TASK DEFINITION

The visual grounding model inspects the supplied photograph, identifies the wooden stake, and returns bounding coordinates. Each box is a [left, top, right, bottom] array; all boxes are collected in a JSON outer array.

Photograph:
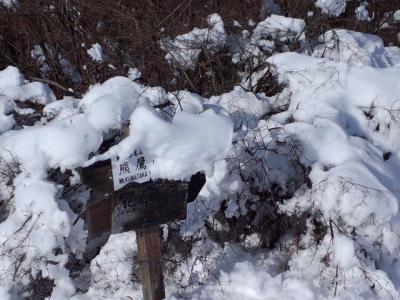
[[136, 225, 165, 300], [124, 122, 164, 299]]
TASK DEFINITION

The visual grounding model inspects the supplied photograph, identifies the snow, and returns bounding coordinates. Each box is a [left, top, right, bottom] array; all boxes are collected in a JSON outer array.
[[0, 66, 24, 90], [43, 97, 80, 120], [315, 0, 347, 17], [209, 86, 270, 129], [187, 261, 315, 300], [87, 104, 233, 181], [0, 96, 15, 133], [87, 43, 104, 62], [312, 29, 400, 67], [73, 232, 141, 299], [210, 86, 268, 117], [230, 14, 304, 69], [127, 67, 141, 80], [232, 15, 304, 67], [0, 85, 228, 300], [253, 14, 305, 42], [0, 0, 16, 9], [263, 50, 400, 297], [3, 9, 400, 300], [333, 235, 357, 268], [394, 10, 400, 23], [356, 5, 370, 22], [0, 66, 57, 133], [167, 90, 204, 114], [31, 45, 50, 74], [160, 13, 226, 70], [0, 178, 76, 298], [2, 81, 56, 104], [1, 116, 101, 173], [0, 66, 56, 105], [79, 76, 144, 132], [0, 65, 233, 298]]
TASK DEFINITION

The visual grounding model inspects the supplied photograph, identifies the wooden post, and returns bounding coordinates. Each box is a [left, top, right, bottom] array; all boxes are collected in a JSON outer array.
[[80, 122, 205, 300], [136, 225, 165, 300], [122, 122, 165, 299]]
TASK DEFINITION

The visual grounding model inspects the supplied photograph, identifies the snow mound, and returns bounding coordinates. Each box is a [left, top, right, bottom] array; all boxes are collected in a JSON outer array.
[[75, 232, 141, 299], [315, 0, 346, 17], [356, 4, 370, 22], [0, 66, 56, 133], [253, 14, 305, 42], [312, 29, 400, 67], [88, 104, 233, 181], [0, 70, 233, 297], [79, 76, 144, 132], [0, 114, 102, 174], [0, 66, 24, 90], [2, 81, 56, 104], [160, 13, 226, 70], [188, 260, 315, 300], [262, 50, 400, 297], [0, 66, 55, 105], [167, 90, 204, 114], [230, 14, 304, 70], [394, 10, 400, 23], [43, 97, 80, 120]]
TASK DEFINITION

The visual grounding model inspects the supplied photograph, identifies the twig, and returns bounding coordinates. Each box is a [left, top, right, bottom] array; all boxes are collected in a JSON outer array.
[[29, 76, 81, 97]]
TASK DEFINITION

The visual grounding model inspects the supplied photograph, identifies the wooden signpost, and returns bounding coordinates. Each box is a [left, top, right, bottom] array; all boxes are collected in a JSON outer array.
[[80, 131, 205, 300]]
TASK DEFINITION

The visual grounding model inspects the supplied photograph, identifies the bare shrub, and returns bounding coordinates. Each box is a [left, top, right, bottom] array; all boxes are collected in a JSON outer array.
[[0, 0, 262, 98]]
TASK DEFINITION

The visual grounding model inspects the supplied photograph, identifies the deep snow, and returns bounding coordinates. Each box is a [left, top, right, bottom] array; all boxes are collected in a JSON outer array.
[[1, 7, 400, 300]]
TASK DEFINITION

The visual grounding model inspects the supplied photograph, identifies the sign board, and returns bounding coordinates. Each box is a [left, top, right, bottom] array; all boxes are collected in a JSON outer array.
[[111, 148, 154, 191], [112, 180, 188, 233], [80, 157, 206, 235], [79, 125, 207, 300]]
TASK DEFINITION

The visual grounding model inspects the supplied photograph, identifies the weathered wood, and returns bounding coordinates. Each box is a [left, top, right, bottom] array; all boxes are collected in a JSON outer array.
[[80, 159, 113, 195], [86, 192, 112, 239], [136, 225, 165, 300], [112, 180, 188, 233], [84, 192, 113, 258]]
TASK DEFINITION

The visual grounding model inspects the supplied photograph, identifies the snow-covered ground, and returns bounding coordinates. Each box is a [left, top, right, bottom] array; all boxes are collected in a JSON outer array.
[[1, 4, 400, 300]]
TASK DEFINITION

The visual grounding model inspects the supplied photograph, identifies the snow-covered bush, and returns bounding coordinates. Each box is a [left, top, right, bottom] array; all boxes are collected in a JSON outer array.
[[1, 1, 400, 299]]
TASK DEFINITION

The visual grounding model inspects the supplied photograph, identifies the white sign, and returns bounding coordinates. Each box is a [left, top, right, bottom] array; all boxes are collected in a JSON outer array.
[[111, 149, 153, 191]]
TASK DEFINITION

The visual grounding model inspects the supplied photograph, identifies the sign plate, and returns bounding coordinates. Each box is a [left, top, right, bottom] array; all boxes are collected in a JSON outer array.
[[80, 152, 206, 235], [112, 180, 188, 233], [111, 148, 154, 191]]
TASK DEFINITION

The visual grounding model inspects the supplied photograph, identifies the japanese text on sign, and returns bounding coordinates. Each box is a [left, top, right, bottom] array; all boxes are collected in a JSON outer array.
[[111, 149, 153, 191]]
